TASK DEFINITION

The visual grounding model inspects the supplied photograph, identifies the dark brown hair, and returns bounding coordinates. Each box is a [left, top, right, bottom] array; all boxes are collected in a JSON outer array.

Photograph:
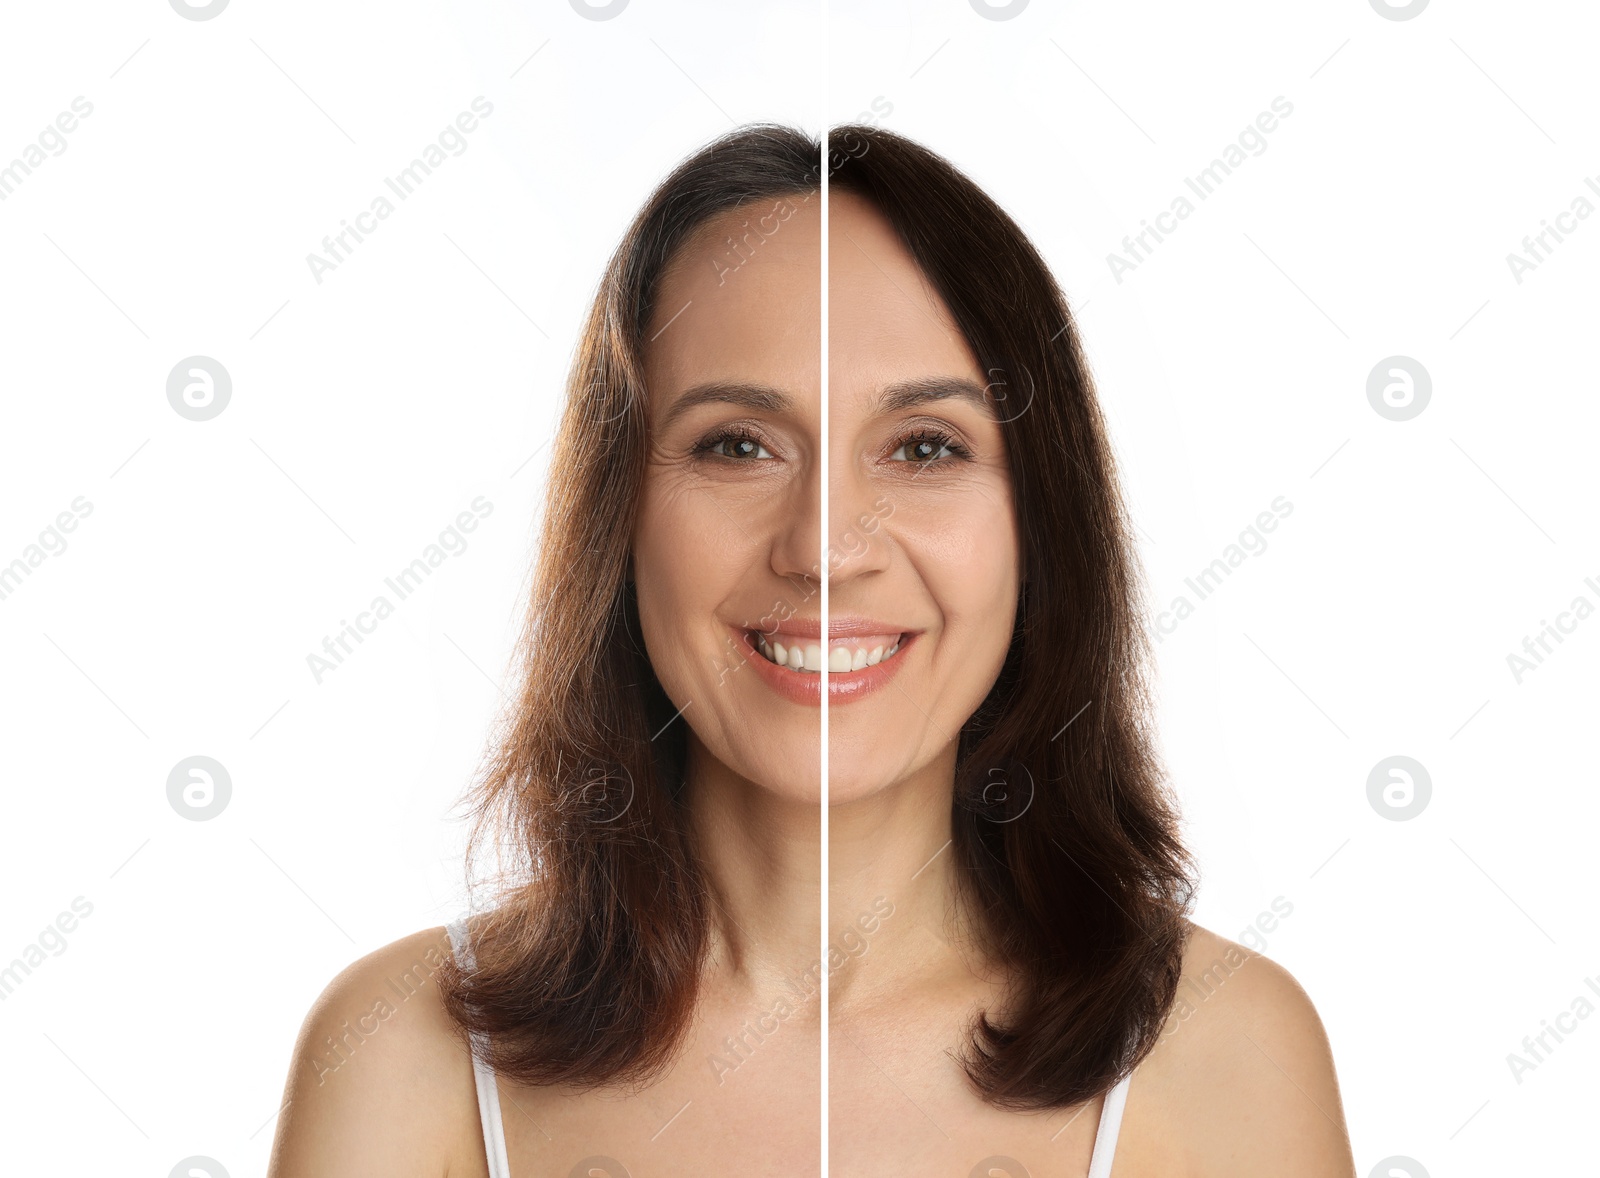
[[438, 120, 1196, 1112], [831, 123, 1196, 1109], [436, 123, 824, 1090]]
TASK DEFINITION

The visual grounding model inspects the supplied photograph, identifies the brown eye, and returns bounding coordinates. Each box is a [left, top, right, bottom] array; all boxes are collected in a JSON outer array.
[[692, 430, 774, 461], [888, 430, 970, 465], [723, 436, 769, 460]]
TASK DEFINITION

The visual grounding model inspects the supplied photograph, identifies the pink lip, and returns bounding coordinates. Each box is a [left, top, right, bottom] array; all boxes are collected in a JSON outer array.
[[751, 615, 917, 639], [827, 615, 914, 640], [732, 624, 819, 706], [726, 624, 916, 707]]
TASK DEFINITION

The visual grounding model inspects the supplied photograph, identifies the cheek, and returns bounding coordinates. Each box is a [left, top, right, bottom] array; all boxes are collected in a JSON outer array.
[[631, 476, 746, 679], [632, 486, 698, 658], [946, 533, 1018, 628], [906, 491, 1019, 644]]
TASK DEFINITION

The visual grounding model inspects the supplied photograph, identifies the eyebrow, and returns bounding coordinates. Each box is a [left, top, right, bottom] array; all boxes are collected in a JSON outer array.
[[657, 374, 995, 429], [873, 376, 995, 419], [660, 381, 797, 429]]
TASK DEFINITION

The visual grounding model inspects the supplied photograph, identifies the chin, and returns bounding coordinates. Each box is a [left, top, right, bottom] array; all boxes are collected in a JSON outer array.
[[823, 765, 887, 807], [750, 769, 823, 807], [827, 739, 953, 808], [716, 744, 821, 806]]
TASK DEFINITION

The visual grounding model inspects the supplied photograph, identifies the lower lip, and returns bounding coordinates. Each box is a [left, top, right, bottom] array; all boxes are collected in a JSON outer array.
[[729, 626, 916, 707]]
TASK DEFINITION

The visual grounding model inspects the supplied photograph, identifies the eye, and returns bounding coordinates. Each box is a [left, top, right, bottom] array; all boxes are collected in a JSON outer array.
[[888, 429, 972, 467], [691, 428, 774, 462]]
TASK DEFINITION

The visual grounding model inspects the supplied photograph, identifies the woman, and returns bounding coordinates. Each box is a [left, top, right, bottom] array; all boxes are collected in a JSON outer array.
[[821, 127, 1355, 1175], [268, 123, 829, 1178], [266, 123, 1355, 1177]]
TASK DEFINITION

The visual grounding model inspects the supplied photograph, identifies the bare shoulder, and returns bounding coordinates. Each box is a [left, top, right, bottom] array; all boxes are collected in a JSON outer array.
[[266, 925, 485, 1178], [1129, 920, 1356, 1177]]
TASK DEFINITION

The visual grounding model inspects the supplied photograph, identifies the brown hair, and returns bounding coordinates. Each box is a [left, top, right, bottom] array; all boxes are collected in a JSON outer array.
[[830, 123, 1196, 1109], [438, 120, 1196, 1112], [436, 123, 824, 1090]]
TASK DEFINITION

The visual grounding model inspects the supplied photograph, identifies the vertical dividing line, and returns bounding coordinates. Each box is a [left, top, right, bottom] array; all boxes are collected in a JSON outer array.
[[819, 99, 831, 1178]]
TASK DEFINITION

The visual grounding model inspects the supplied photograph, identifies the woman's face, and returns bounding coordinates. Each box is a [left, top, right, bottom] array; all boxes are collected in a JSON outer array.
[[634, 194, 823, 804], [826, 190, 1021, 806], [631, 189, 1020, 810]]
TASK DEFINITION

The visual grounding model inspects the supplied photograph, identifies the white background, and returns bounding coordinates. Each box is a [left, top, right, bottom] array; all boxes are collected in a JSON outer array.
[[833, 0, 1599, 1172], [0, 0, 818, 1173], [1, 0, 1594, 1174]]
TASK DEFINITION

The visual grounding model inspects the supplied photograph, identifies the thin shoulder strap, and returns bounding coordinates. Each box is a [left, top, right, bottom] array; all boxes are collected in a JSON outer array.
[[446, 917, 513, 1178], [1085, 1071, 1132, 1178]]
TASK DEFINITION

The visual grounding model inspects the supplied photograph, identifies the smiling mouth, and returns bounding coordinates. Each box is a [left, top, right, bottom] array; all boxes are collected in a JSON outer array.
[[749, 631, 906, 674]]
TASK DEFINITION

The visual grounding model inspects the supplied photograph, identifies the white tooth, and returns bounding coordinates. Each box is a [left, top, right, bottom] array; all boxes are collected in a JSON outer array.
[[802, 643, 823, 672], [787, 644, 805, 670], [829, 646, 852, 673], [851, 647, 868, 671], [772, 640, 787, 666], [866, 644, 884, 666]]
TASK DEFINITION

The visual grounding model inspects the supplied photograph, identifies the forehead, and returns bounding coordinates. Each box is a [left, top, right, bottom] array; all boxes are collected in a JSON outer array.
[[828, 191, 981, 410], [643, 196, 821, 415]]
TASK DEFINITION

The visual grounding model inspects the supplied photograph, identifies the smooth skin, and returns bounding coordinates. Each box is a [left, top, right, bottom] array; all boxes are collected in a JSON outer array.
[[266, 189, 1356, 1177], [824, 188, 1356, 1176]]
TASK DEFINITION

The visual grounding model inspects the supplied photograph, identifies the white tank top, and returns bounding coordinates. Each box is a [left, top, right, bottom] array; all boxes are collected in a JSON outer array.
[[446, 917, 1130, 1177]]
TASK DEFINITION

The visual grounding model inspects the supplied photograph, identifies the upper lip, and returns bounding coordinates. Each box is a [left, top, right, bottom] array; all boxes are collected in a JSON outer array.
[[745, 616, 915, 639]]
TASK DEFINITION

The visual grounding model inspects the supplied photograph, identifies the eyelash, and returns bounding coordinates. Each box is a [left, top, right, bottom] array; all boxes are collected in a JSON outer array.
[[689, 427, 973, 467], [890, 429, 973, 466], [690, 427, 775, 463]]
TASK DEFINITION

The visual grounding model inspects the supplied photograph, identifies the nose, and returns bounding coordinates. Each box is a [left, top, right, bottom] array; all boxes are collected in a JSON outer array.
[[827, 453, 892, 593], [770, 451, 822, 606]]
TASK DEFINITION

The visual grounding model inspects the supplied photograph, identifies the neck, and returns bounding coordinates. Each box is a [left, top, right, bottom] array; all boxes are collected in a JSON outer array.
[[683, 738, 822, 998], [825, 743, 973, 1018], [682, 738, 975, 1017]]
